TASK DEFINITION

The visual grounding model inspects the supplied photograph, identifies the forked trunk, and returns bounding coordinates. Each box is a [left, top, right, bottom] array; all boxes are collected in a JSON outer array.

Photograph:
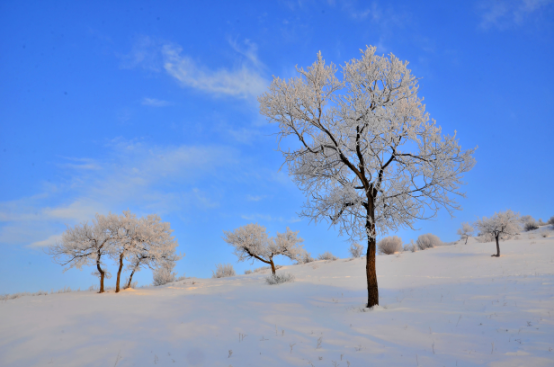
[[115, 252, 125, 293]]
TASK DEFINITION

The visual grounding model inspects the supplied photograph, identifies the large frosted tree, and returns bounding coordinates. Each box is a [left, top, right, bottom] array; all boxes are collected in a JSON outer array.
[[258, 46, 476, 307]]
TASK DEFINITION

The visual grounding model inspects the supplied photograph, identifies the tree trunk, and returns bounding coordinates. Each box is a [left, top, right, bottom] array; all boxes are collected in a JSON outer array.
[[96, 253, 105, 294], [115, 252, 125, 293], [465, 236, 469, 245], [269, 258, 276, 275], [365, 205, 379, 308], [125, 268, 136, 289], [492, 234, 500, 257]]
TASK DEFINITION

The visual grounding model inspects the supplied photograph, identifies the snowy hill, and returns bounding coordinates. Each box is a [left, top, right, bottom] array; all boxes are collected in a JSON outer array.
[[1, 230, 553, 367]]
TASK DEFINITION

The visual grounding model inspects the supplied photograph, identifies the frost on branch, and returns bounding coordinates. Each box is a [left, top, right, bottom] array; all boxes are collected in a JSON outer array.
[[258, 46, 476, 243], [258, 46, 475, 307], [222, 223, 304, 275], [474, 210, 521, 257], [47, 213, 118, 293], [457, 222, 474, 244]]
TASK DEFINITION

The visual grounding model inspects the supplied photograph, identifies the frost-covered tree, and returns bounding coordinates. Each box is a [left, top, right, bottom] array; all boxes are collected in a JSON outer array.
[[110, 212, 180, 292], [457, 222, 474, 244], [47, 213, 118, 293], [223, 223, 304, 275], [258, 46, 476, 307], [474, 210, 521, 257]]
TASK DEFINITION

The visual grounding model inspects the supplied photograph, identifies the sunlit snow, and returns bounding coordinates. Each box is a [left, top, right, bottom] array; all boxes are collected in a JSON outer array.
[[1, 228, 553, 366]]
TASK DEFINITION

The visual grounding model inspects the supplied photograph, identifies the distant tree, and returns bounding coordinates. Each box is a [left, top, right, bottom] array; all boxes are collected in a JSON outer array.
[[258, 46, 476, 307], [474, 210, 521, 257], [349, 243, 364, 258], [548, 216, 554, 228], [457, 222, 474, 244], [223, 223, 304, 275], [47, 213, 118, 293]]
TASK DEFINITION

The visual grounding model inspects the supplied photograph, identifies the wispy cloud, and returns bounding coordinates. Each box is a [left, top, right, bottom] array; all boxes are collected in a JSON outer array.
[[122, 37, 269, 100], [30, 234, 63, 248], [246, 195, 265, 202], [162, 43, 268, 99], [0, 140, 244, 247], [141, 97, 172, 107], [478, 0, 554, 29], [240, 213, 301, 223]]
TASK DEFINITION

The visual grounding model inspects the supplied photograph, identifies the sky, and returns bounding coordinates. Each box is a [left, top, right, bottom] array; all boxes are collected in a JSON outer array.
[[1, 0, 553, 294]]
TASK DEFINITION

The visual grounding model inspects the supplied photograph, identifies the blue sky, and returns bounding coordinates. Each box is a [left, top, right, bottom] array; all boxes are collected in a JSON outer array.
[[1, 0, 553, 294]]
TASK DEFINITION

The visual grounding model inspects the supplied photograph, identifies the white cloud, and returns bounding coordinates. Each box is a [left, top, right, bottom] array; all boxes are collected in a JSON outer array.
[[0, 141, 244, 247], [122, 37, 269, 100], [30, 234, 63, 248], [162, 44, 268, 100], [141, 98, 172, 107], [246, 195, 265, 202], [240, 214, 301, 223], [478, 0, 554, 29]]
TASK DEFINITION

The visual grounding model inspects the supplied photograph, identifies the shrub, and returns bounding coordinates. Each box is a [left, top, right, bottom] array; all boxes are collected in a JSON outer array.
[[524, 221, 539, 232], [212, 263, 236, 278], [296, 251, 315, 264], [153, 267, 176, 286], [318, 251, 338, 261], [378, 236, 403, 255], [265, 273, 295, 285], [416, 233, 442, 250], [403, 239, 417, 252], [244, 270, 252, 275], [548, 216, 554, 227], [349, 243, 364, 258]]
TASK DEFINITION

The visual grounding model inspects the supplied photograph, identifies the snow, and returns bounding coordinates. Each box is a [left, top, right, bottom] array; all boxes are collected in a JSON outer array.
[[1, 229, 553, 366]]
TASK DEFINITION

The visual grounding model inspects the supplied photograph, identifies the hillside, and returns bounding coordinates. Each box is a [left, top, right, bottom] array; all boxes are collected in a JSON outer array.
[[1, 228, 553, 366]]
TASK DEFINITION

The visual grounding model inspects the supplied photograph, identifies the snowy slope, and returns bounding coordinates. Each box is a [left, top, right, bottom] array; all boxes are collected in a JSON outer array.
[[1, 229, 553, 367]]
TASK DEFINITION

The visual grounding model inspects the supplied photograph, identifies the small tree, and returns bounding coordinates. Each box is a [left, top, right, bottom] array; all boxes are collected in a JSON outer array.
[[457, 222, 474, 244], [259, 46, 476, 307], [223, 223, 304, 275], [548, 216, 554, 228], [47, 213, 119, 293], [474, 210, 521, 257], [349, 243, 364, 258]]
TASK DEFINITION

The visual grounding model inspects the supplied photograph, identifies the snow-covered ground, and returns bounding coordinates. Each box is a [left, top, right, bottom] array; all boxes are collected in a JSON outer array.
[[1, 228, 554, 367]]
